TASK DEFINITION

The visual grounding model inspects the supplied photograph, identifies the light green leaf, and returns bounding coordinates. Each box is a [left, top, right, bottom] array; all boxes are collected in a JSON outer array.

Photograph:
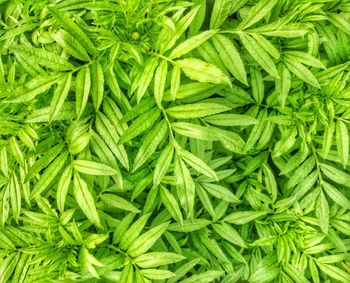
[[204, 113, 258, 126], [73, 160, 119, 176], [239, 32, 279, 78], [73, 172, 100, 227], [127, 222, 169, 257], [336, 120, 349, 168], [212, 34, 247, 84], [76, 66, 91, 119], [48, 6, 96, 54], [100, 193, 140, 213], [52, 29, 90, 61], [166, 102, 230, 119], [176, 58, 231, 85], [169, 30, 217, 59], [224, 210, 269, 225], [134, 252, 185, 268], [90, 61, 104, 111]]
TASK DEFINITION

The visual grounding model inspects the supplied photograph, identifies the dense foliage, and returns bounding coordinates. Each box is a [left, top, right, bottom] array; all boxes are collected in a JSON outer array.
[[1, 0, 350, 282]]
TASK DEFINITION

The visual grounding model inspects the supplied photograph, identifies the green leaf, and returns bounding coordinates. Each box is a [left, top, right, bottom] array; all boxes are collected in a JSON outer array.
[[160, 186, 183, 224], [73, 171, 100, 227], [166, 102, 230, 119], [169, 30, 217, 59], [224, 210, 269, 225], [49, 73, 72, 121], [134, 252, 185, 268], [320, 163, 350, 188], [140, 269, 175, 280], [5, 73, 64, 103], [75, 66, 91, 119], [73, 160, 119, 176], [57, 165, 73, 212], [322, 181, 350, 209], [175, 155, 196, 217], [30, 151, 69, 199], [283, 58, 320, 88], [318, 191, 329, 234], [210, 0, 233, 29], [180, 271, 224, 283], [48, 6, 96, 54], [317, 263, 350, 283], [154, 60, 168, 106], [238, 0, 278, 30], [153, 143, 174, 187], [211, 34, 248, 85], [10, 46, 74, 71], [201, 183, 239, 203], [336, 120, 349, 168], [176, 58, 231, 85], [90, 61, 104, 111], [52, 29, 90, 61], [133, 120, 168, 171], [119, 107, 161, 144], [178, 149, 217, 180], [100, 193, 140, 213], [212, 223, 247, 248], [204, 113, 258, 126], [127, 222, 169, 257], [239, 32, 279, 78]]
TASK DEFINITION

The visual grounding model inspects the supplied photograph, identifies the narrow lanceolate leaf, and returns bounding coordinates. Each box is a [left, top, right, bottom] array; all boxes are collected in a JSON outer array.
[[276, 63, 291, 106], [317, 263, 350, 283], [201, 183, 239, 202], [178, 149, 217, 180], [170, 65, 181, 100], [318, 191, 329, 234], [163, 7, 199, 52], [90, 61, 104, 111], [10, 46, 74, 71], [120, 214, 151, 250], [204, 113, 258, 126], [76, 66, 91, 118], [127, 222, 169, 257], [322, 181, 350, 209], [119, 107, 161, 144], [169, 30, 217, 59], [52, 29, 90, 61], [133, 120, 167, 171], [154, 60, 168, 106], [5, 73, 64, 103], [57, 165, 73, 212], [140, 269, 175, 280], [48, 6, 96, 54], [176, 58, 231, 85], [100, 193, 140, 213], [153, 143, 174, 186], [212, 223, 247, 248], [73, 172, 100, 227], [30, 151, 69, 199], [50, 73, 72, 121], [160, 186, 183, 224], [336, 120, 349, 168], [210, 0, 233, 29], [166, 102, 230, 119], [284, 58, 320, 88], [320, 163, 350, 188], [239, 32, 279, 78], [175, 155, 196, 217], [224, 210, 270, 225], [212, 34, 248, 84], [136, 57, 158, 102], [73, 160, 119, 176], [134, 252, 185, 268], [238, 0, 278, 30]]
